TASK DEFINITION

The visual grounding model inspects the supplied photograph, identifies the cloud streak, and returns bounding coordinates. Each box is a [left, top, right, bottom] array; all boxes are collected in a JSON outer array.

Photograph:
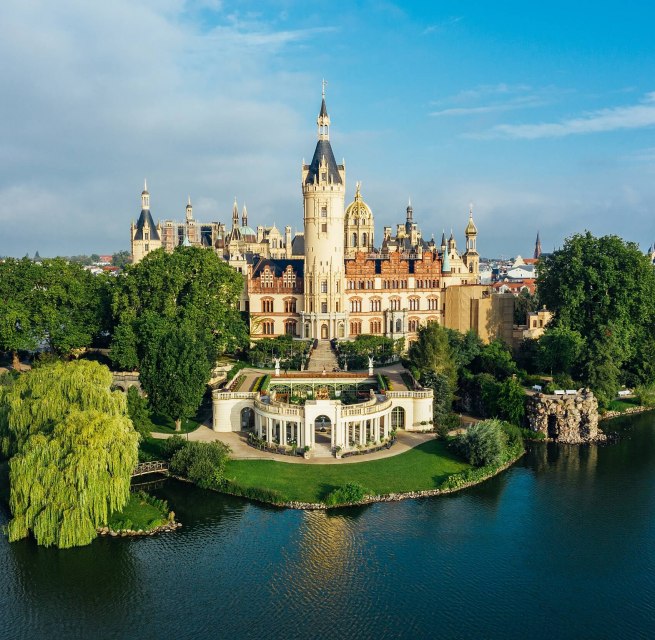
[[488, 92, 655, 139]]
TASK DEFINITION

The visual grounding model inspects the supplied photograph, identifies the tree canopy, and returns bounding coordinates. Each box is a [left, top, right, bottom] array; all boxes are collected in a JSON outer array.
[[537, 232, 655, 402], [1, 360, 139, 548], [111, 246, 247, 369], [0, 257, 111, 364]]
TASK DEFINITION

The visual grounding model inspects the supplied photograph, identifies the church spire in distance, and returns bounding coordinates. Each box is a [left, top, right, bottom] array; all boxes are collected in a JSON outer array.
[[534, 231, 542, 259]]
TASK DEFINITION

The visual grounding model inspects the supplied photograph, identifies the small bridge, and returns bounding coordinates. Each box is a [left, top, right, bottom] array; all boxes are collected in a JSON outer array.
[[132, 461, 169, 477]]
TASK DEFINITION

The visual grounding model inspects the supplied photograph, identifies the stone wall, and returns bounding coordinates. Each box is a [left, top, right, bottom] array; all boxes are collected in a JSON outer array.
[[525, 389, 605, 444]]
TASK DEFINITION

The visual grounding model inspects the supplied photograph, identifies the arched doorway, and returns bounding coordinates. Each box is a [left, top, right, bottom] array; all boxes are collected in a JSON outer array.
[[240, 407, 255, 431], [321, 324, 328, 339], [314, 414, 332, 449], [391, 406, 405, 430]]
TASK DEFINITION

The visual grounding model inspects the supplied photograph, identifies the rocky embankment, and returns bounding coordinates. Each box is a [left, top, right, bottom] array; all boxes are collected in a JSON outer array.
[[98, 521, 182, 538]]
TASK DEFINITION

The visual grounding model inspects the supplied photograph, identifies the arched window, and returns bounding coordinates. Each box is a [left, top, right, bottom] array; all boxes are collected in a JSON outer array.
[[352, 232, 357, 247], [261, 298, 274, 313], [391, 406, 405, 430], [262, 321, 274, 335], [350, 321, 362, 335], [408, 318, 419, 332], [285, 320, 297, 336], [362, 232, 368, 247], [395, 318, 402, 332]]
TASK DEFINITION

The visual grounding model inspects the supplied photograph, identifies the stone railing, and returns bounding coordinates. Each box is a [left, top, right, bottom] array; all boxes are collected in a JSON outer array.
[[386, 389, 433, 399], [214, 391, 258, 400], [254, 396, 304, 417], [341, 397, 392, 417]]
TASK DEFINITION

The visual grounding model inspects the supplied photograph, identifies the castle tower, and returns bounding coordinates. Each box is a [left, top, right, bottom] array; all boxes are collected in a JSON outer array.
[[534, 231, 542, 259], [344, 182, 374, 258], [463, 204, 479, 275], [185, 196, 193, 223], [130, 180, 161, 264], [301, 85, 347, 340]]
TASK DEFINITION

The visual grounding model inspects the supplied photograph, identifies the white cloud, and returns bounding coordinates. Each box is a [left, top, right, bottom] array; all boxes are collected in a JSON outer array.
[[488, 92, 655, 139]]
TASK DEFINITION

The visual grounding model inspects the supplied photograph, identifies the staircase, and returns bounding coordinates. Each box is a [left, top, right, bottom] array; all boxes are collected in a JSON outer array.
[[307, 341, 339, 372]]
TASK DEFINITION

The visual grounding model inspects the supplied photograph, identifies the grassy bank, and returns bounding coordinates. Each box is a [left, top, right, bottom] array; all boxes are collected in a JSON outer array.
[[224, 439, 471, 503], [107, 492, 171, 532]]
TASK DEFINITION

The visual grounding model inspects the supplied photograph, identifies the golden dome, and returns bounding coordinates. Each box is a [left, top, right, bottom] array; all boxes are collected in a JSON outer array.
[[465, 208, 477, 235], [345, 182, 372, 220]]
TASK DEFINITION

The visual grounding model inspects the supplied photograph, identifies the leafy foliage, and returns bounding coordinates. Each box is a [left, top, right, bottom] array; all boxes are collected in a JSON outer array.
[[635, 382, 655, 408], [110, 246, 247, 370], [7, 409, 138, 548], [451, 419, 520, 468], [0, 257, 111, 362], [537, 232, 655, 401], [324, 482, 370, 506], [169, 440, 232, 489], [0, 360, 126, 457], [538, 326, 584, 375], [126, 386, 154, 440]]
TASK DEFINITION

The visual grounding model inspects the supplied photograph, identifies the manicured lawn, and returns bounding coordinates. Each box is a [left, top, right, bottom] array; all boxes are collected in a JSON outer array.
[[149, 413, 201, 434], [607, 398, 641, 413], [108, 492, 168, 531], [224, 439, 471, 503]]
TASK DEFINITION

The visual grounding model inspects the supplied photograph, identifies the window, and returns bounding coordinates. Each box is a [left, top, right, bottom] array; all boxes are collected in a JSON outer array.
[[321, 281, 328, 293], [350, 299, 362, 313], [321, 206, 328, 217], [409, 297, 420, 311], [370, 320, 382, 334], [390, 298, 401, 311], [352, 232, 357, 247], [262, 321, 274, 335], [285, 320, 297, 336], [284, 299, 296, 313], [396, 318, 402, 332], [409, 318, 419, 332], [370, 298, 381, 312], [322, 223, 328, 233], [362, 233, 368, 247], [350, 321, 362, 335], [321, 302, 327, 313], [262, 299, 274, 313], [428, 298, 438, 310]]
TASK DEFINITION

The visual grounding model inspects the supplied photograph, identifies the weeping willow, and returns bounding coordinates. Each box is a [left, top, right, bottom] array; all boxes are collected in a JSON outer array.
[[0, 360, 126, 457], [8, 409, 138, 548]]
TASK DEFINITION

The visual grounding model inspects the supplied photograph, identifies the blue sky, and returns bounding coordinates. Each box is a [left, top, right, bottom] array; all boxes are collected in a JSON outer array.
[[1, 0, 654, 257]]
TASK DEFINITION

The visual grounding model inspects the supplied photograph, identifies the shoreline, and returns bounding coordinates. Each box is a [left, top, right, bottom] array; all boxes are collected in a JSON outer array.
[[600, 405, 654, 422], [216, 449, 526, 510]]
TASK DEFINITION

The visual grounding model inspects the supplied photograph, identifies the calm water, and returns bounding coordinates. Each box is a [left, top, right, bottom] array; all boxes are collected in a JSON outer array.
[[1, 413, 654, 640]]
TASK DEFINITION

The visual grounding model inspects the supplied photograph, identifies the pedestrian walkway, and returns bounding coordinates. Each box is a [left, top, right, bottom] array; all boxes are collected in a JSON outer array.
[[151, 427, 435, 465], [306, 340, 339, 372]]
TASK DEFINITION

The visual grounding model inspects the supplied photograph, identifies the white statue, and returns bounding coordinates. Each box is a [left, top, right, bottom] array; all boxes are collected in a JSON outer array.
[[274, 357, 281, 377]]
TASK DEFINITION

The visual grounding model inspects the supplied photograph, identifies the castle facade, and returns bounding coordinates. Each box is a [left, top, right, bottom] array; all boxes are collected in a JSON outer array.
[[131, 93, 482, 345]]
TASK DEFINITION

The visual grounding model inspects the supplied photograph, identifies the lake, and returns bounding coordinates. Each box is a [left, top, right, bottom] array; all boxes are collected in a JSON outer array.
[[1, 412, 654, 640]]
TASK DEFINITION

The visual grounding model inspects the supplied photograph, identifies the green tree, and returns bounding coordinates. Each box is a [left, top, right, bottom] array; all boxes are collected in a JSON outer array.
[[538, 326, 584, 375], [0, 258, 112, 362], [0, 360, 126, 457], [497, 377, 526, 425], [513, 290, 539, 325], [472, 339, 518, 380], [111, 246, 247, 368], [169, 440, 231, 489], [453, 419, 508, 467], [407, 323, 458, 423], [112, 250, 131, 269], [126, 386, 153, 440], [7, 409, 138, 548], [138, 317, 213, 431], [537, 232, 655, 391]]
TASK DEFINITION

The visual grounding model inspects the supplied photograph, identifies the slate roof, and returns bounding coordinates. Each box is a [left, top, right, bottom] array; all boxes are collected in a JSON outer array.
[[252, 258, 304, 278], [291, 235, 305, 255], [304, 140, 343, 185], [133, 209, 160, 241]]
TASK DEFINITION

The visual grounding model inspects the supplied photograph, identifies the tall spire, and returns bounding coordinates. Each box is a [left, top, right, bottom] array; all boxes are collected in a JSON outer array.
[[534, 231, 542, 259], [185, 196, 193, 222], [242, 203, 248, 227], [232, 198, 239, 229], [317, 80, 330, 141], [141, 179, 150, 210]]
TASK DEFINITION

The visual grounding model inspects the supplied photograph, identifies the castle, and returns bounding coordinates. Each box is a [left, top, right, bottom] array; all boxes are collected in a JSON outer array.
[[131, 90, 485, 345]]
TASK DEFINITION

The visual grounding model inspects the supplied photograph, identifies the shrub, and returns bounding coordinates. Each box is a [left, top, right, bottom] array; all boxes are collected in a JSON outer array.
[[226, 361, 248, 383], [324, 482, 369, 506], [452, 419, 508, 467], [169, 440, 232, 489], [162, 435, 187, 460], [376, 373, 387, 391], [635, 382, 655, 407], [126, 386, 154, 440]]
